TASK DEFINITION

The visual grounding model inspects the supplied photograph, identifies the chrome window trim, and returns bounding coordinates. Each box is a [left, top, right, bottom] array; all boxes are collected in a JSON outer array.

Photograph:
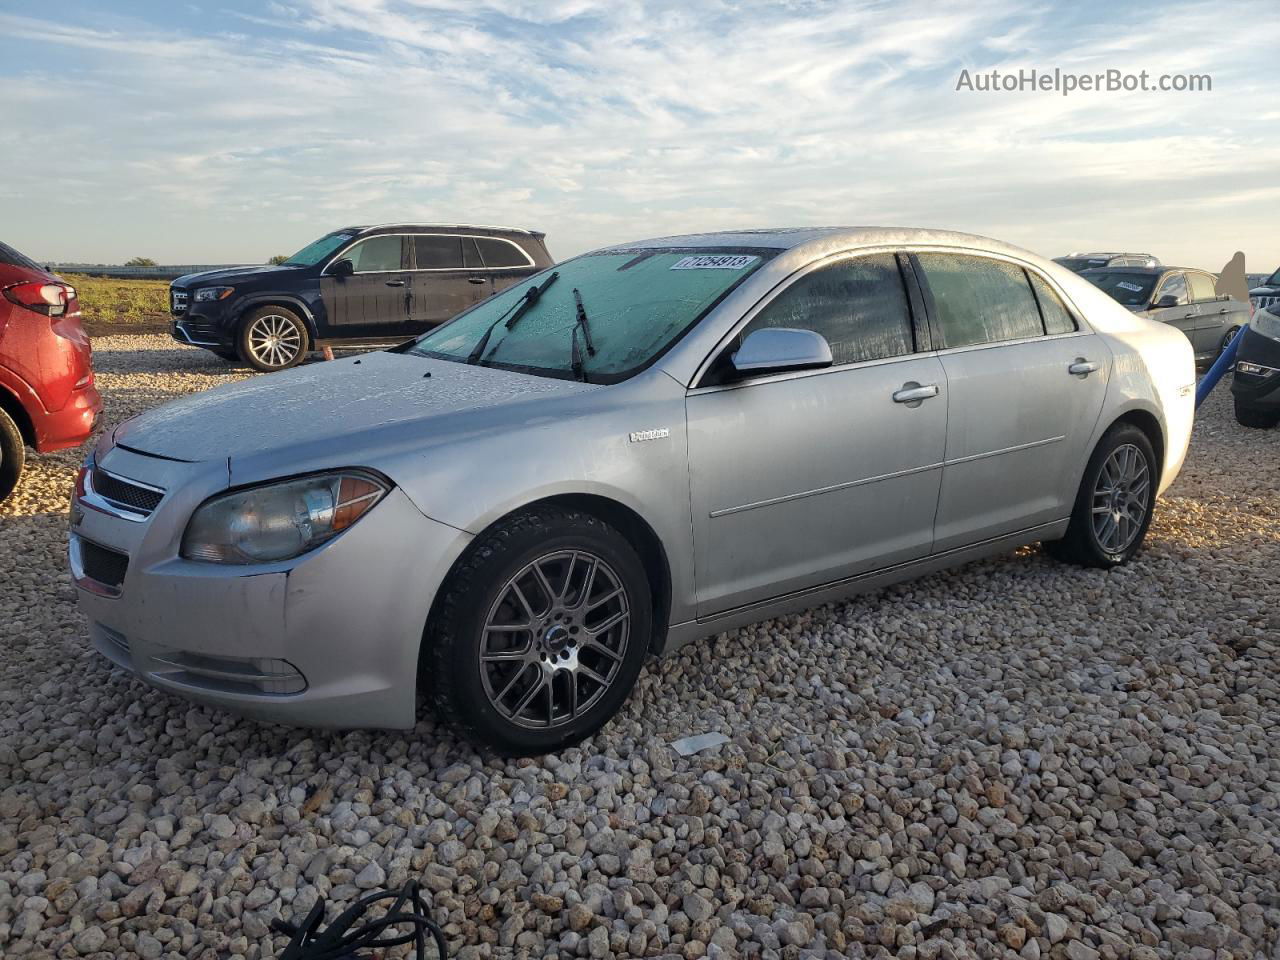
[[323, 233, 535, 276], [689, 243, 1092, 390]]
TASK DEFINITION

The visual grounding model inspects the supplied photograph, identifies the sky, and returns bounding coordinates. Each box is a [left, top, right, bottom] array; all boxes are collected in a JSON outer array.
[[1, 0, 1276, 272]]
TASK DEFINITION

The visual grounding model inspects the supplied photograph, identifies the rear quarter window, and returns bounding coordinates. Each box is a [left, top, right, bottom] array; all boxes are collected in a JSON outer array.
[[1029, 273, 1077, 335], [477, 238, 532, 268]]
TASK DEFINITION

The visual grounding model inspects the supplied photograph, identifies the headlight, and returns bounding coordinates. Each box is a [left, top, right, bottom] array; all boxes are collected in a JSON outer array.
[[181, 471, 389, 564], [1250, 308, 1280, 341], [193, 286, 235, 302]]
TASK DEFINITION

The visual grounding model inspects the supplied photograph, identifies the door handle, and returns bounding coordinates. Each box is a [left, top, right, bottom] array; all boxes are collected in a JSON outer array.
[[467, 277, 488, 285], [1068, 359, 1099, 376], [892, 382, 939, 406], [385, 280, 406, 287]]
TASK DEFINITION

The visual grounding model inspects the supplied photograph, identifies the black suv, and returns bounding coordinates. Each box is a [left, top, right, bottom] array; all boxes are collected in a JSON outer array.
[[169, 224, 554, 371]]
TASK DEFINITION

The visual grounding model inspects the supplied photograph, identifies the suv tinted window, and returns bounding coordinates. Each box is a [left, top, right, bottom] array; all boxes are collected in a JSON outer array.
[[916, 253, 1042, 347], [740, 254, 914, 366], [1187, 271, 1216, 302], [1155, 272, 1188, 306], [1029, 273, 1076, 335], [0, 241, 42, 272], [346, 235, 404, 273], [414, 236, 464, 269], [476, 237, 530, 268]]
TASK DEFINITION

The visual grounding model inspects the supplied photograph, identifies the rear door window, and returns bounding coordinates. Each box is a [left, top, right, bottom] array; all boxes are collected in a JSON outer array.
[[739, 254, 915, 365], [476, 237, 531, 268], [413, 236, 465, 269], [1029, 273, 1077, 335], [346, 236, 405, 273], [916, 253, 1043, 348]]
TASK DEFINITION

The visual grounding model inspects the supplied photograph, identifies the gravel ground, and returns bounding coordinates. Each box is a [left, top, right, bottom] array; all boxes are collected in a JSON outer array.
[[1, 335, 1277, 960]]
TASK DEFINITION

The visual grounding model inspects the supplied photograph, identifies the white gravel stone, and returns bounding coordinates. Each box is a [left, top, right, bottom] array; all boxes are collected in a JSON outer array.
[[1, 336, 1278, 958]]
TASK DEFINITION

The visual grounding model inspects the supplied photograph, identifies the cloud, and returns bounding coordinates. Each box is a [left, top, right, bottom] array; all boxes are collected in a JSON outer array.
[[0, 0, 1275, 271]]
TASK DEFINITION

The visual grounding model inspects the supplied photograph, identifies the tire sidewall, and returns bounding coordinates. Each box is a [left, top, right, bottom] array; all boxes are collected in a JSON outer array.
[[434, 514, 652, 755], [237, 307, 308, 372], [1074, 425, 1157, 566], [0, 407, 25, 503]]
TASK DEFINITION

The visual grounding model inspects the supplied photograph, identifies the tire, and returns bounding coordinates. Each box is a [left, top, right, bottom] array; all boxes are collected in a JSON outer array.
[[1234, 398, 1280, 429], [237, 306, 308, 372], [424, 506, 652, 756], [1220, 325, 1242, 357], [0, 406, 26, 504], [1045, 423, 1157, 568]]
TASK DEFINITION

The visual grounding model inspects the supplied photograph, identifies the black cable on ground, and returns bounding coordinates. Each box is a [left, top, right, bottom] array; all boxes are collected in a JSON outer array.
[[272, 879, 449, 960]]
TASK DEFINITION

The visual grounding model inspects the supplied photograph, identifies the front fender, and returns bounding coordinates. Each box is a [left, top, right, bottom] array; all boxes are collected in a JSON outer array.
[[233, 293, 323, 342]]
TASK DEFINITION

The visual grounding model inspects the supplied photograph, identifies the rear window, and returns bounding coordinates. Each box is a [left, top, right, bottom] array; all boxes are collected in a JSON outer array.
[[477, 237, 531, 268], [0, 241, 43, 272], [916, 253, 1043, 348]]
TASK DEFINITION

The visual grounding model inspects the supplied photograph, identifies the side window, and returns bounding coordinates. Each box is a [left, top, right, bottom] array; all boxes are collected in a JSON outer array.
[[463, 237, 483, 269], [414, 236, 464, 269], [1187, 272, 1216, 302], [1156, 272, 1189, 306], [916, 253, 1043, 348], [1029, 272, 1077, 335], [476, 237, 531, 268], [346, 236, 403, 273], [739, 254, 914, 366]]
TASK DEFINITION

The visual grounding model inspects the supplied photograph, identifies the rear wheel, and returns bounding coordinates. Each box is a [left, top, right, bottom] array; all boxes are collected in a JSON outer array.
[[1234, 398, 1280, 429], [238, 307, 308, 372], [1045, 423, 1156, 568], [424, 506, 652, 756], [0, 407, 26, 504], [1219, 325, 1242, 357]]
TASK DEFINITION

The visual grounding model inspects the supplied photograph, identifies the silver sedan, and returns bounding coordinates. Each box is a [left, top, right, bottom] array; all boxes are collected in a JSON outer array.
[[70, 228, 1195, 754]]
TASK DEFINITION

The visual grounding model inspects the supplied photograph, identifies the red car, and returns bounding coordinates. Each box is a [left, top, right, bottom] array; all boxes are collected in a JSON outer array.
[[0, 241, 102, 501]]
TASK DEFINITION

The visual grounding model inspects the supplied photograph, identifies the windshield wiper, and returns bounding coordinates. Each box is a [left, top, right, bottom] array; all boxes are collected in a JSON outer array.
[[570, 287, 596, 382], [467, 271, 560, 365]]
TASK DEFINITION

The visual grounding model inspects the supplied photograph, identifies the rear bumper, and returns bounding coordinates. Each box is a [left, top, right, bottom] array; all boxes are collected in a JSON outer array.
[[34, 381, 102, 452], [1231, 327, 1280, 410], [71, 445, 472, 729]]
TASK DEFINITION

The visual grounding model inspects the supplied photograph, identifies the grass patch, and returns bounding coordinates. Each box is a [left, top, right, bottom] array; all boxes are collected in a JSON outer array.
[[64, 273, 170, 329]]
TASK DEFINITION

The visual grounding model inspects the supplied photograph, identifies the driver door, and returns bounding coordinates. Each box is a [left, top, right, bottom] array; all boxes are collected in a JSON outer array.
[[320, 235, 412, 340], [1147, 271, 1201, 357], [685, 253, 947, 617]]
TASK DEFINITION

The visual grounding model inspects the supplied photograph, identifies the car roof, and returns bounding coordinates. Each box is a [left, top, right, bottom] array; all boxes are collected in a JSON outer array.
[[597, 226, 1048, 258], [1064, 251, 1157, 258], [1079, 265, 1212, 276], [339, 223, 546, 239]]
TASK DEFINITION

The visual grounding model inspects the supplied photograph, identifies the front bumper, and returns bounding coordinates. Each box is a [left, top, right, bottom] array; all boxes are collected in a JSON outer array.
[[1231, 327, 1280, 411], [169, 293, 236, 349], [70, 445, 472, 729]]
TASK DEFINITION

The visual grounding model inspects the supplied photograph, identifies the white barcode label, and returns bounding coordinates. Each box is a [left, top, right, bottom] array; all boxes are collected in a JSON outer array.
[[670, 255, 758, 270]]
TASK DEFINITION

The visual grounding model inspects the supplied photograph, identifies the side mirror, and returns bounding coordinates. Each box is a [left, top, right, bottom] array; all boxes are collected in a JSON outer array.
[[329, 258, 355, 278], [1153, 294, 1179, 309], [731, 328, 833, 377]]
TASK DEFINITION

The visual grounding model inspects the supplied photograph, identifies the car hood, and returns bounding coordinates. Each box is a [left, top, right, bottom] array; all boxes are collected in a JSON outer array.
[[172, 264, 301, 286], [1250, 285, 1277, 296], [113, 352, 594, 464]]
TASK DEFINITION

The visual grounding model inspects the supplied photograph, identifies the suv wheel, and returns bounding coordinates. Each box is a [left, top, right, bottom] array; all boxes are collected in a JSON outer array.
[[1234, 397, 1280, 429], [238, 307, 308, 372], [1045, 423, 1156, 568], [425, 506, 652, 756], [0, 406, 27, 503]]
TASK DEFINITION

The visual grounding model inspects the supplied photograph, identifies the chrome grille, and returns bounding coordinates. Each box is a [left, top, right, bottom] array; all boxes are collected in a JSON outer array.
[[171, 288, 189, 314], [1252, 294, 1277, 311], [91, 467, 163, 516]]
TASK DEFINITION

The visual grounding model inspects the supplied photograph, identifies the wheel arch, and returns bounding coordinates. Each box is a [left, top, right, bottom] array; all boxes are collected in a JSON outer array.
[[423, 493, 674, 661], [1107, 407, 1165, 486], [234, 297, 318, 347], [0, 383, 37, 448]]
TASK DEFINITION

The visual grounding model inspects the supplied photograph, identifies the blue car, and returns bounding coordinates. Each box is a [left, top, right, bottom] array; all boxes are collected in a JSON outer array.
[[169, 224, 553, 371]]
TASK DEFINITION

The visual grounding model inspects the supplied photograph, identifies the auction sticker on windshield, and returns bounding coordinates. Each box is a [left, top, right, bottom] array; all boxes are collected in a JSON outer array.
[[670, 255, 759, 270], [1116, 281, 1145, 293]]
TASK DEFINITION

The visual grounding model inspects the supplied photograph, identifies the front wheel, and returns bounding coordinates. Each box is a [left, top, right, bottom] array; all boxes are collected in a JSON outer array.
[[1234, 398, 1280, 429], [0, 406, 26, 503], [238, 307, 308, 372], [1045, 424, 1157, 568], [424, 507, 652, 756]]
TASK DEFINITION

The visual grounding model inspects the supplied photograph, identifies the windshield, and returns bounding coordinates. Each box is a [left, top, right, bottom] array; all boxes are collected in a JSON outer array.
[[1082, 271, 1157, 307], [1266, 268, 1280, 287], [406, 248, 773, 381], [284, 232, 355, 266]]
